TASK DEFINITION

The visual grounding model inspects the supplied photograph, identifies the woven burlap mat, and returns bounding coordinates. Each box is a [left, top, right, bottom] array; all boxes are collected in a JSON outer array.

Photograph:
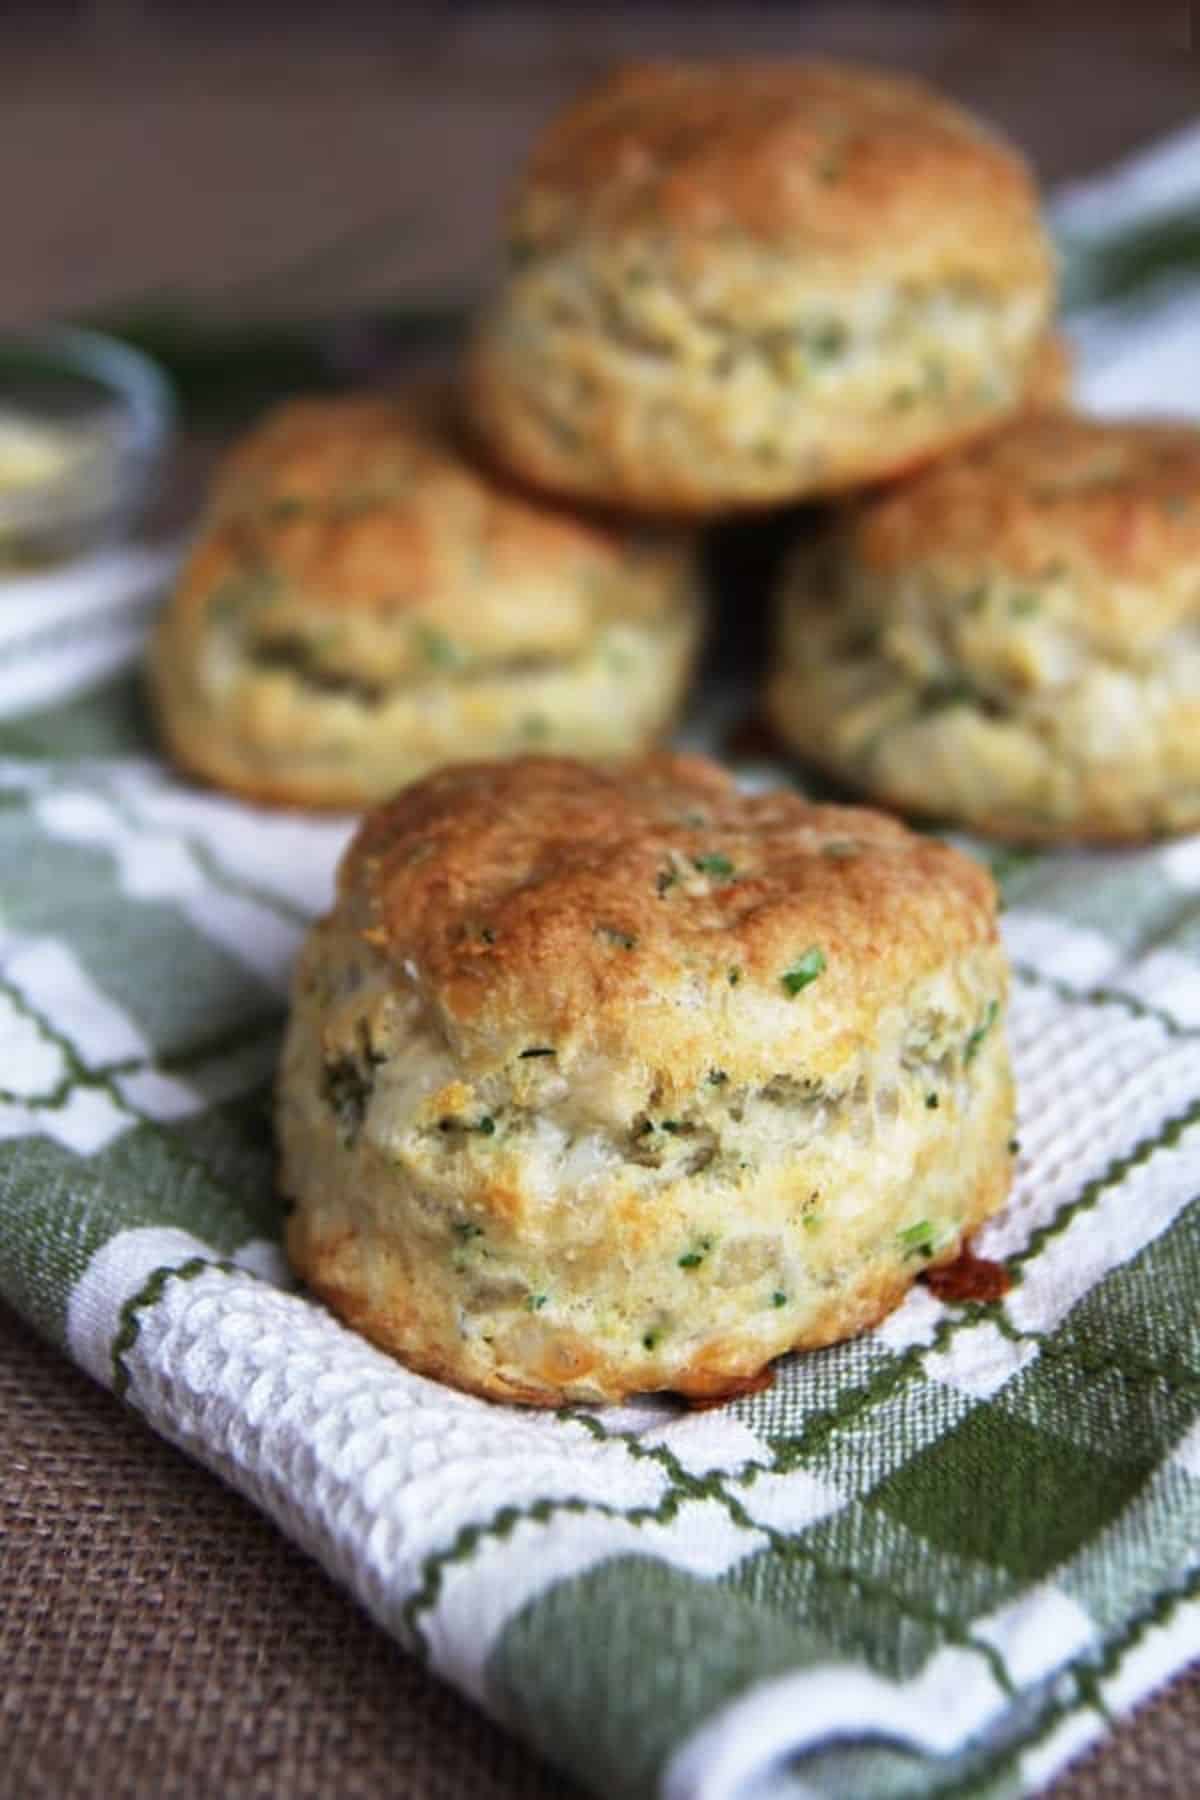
[[1, 1299, 1195, 1798]]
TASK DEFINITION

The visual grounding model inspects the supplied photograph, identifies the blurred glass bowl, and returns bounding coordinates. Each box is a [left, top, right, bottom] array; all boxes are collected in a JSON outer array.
[[0, 326, 174, 570]]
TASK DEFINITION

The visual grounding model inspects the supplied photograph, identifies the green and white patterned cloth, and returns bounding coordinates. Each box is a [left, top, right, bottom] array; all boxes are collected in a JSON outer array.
[[3, 131, 1200, 1800]]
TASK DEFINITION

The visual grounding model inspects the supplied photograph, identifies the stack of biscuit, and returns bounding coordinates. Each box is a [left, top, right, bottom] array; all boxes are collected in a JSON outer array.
[[149, 58, 1198, 1404], [151, 58, 1071, 811]]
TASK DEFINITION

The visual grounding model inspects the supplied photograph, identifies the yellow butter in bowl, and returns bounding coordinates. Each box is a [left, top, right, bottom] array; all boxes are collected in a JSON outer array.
[[0, 412, 82, 494], [0, 328, 173, 571]]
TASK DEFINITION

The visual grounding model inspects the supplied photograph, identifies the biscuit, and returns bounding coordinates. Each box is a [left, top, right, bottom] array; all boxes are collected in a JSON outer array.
[[1021, 330, 1072, 415], [149, 389, 702, 809], [467, 59, 1055, 515], [767, 413, 1200, 842], [278, 753, 1014, 1405]]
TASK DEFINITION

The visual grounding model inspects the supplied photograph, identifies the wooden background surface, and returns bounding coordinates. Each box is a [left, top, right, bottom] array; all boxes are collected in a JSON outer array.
[[2, 2, 1197, 331]]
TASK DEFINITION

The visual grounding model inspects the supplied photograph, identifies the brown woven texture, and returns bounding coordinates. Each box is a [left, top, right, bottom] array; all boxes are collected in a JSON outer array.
[[2, 1302, 1197, 1799], [0, 1302, 578, 1800]]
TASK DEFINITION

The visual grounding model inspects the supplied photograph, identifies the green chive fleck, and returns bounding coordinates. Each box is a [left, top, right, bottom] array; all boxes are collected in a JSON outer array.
[[782, 947, 826, 996], [660, 1120, 683, 1134], [519, 1046, 555, 1059], [677, 1237, 712, 1270], [453, 1222, 483, 1243], [964, 999, 1000, 1064], [810, 320, 848, 359], [919, 675, 978, 714], [771, 1291, 788, 1308], [708, 1068, 728, 1087], [802, 1213, 822, 1233], [597, 926, 637, 950], [728, 967, 741, 987], [925, 1092, 940, 1110], [898, 1220, 938, 1259], [693, 853, 735, 879], [476, 1117, 496, 1137], [642, 1329, 660, 1351], [1009, 1137, 1021, 1155], [526, 1293, 548, 1311], [417, 626, 462, 670]]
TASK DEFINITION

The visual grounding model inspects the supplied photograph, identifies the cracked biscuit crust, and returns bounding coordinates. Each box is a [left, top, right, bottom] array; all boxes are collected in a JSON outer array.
[[279, 754, 1014, 1404], [467, 59, 1054, 513], [149, 388, 702, 808], [767, 414, 1200, 842]]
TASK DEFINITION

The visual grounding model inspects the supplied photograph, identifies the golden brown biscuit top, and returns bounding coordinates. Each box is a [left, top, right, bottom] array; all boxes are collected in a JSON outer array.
[[509, 59, 1047, 287], [344, 754, 1000, 1089], [850, 414, 1200, 645], [175, 388, 690, 660]]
